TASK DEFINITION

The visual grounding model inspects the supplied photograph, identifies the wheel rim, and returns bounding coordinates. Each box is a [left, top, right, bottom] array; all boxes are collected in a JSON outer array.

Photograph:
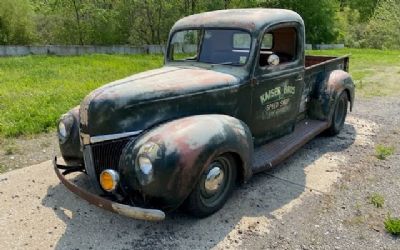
[[200, 156, 232, 207]]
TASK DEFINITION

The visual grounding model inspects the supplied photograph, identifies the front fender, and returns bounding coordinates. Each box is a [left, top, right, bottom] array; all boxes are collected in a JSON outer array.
[[119, 115, 253, 210], [309, 70, 355, 120]]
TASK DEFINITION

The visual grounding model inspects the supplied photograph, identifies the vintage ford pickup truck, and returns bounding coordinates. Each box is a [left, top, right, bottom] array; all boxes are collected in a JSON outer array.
[[54, 9, 354, 221]]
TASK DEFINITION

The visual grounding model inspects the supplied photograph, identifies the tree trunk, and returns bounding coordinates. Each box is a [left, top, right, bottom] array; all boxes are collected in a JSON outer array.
[[71, 0, 84, 45]]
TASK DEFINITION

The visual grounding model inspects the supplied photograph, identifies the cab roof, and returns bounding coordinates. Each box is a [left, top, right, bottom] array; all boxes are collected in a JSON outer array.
[[171, 8, 303, 33]]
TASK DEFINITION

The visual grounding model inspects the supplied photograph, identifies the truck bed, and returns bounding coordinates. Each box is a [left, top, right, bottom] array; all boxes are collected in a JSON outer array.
[[297, 54, 350, 114], [305, 55, 349, 71]]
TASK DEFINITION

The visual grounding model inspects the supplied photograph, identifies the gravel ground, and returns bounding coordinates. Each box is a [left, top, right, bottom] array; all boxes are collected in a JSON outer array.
[[240, 97, 400, 250], [0, 133, 59, 173], [0, 97, 399, 250]]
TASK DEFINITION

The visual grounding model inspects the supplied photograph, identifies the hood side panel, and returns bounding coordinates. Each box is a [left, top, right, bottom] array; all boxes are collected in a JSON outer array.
[[88, 86, 241, 136], [82, 66, 246, 136]]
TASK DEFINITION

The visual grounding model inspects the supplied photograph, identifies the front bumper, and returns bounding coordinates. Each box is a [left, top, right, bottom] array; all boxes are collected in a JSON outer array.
[[53, 157, 166, 221]]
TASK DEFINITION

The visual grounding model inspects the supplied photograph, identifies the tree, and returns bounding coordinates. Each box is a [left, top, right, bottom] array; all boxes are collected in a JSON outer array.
[[2, 0, 390, 47], [258, 0, 340, 44], [117, 0, 181, 45], [364, 0, 400, 49], [340, 0, 379, 21], [0, 0, 37, 45], [33, 0, 124, 45]]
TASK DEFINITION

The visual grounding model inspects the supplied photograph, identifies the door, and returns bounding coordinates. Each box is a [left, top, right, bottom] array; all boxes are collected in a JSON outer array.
[[251, 25, 305, 145]]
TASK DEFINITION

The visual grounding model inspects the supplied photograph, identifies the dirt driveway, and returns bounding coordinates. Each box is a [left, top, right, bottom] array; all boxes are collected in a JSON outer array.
[[0, 97, 399, 250]]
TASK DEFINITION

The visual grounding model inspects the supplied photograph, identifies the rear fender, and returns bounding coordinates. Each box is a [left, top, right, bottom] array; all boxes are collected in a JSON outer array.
[[119, 115, 253, 210], [308, 70, 355, 121]]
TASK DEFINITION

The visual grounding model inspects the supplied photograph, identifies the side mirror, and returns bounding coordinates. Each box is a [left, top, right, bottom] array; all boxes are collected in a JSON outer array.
[[267, 54, 280, 66]]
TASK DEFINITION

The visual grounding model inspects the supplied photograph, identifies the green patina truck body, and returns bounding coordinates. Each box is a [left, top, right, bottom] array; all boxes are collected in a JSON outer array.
[[54, 8, 354, 221]]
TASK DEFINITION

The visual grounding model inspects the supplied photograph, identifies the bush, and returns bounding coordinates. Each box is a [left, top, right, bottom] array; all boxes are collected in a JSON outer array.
[[375, 145, 395, 160], [364, 0, 400, 49], [370, 193, 385, 208], [335, 7, 367, 48], [0, 0, 37, 45], [384, 216, 400, 236]]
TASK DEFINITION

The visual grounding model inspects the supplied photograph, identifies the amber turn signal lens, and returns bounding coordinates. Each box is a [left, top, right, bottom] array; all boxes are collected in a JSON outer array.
[[99, 169, 119, 192]]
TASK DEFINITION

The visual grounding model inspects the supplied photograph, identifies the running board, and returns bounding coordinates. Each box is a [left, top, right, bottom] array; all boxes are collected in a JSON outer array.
[[252, 119, 329, 173]]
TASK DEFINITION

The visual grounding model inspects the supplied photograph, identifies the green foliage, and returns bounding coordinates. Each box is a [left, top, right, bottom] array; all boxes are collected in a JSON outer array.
[[31, 0, 124, 45], [259, 0, 340, 44], [0, 0, 37, 45], [119, 0, 183, 45], [0, 0, 397, 48], [335, 7, 366, 47], [375, 144, 395, 160], [340, 0, 379, 21], [384, 215, 400, 236], [0, 164, 7, 173], [0, 54, 163, 137], [364, 0, 400, 49], [369, 193, 384, 208]]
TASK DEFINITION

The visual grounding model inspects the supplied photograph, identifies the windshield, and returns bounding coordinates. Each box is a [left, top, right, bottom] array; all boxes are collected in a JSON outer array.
[[169, 29, 252, 66]]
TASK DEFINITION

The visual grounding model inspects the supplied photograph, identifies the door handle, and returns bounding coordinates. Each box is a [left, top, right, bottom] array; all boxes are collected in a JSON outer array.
[[295, 75, 304, 81]]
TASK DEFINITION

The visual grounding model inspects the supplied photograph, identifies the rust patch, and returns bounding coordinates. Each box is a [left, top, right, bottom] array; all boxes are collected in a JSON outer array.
[[326, 70, 349, 93]]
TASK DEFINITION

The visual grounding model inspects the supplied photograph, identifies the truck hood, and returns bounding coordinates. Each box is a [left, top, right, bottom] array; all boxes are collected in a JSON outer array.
[[80, 66, 241, 136]]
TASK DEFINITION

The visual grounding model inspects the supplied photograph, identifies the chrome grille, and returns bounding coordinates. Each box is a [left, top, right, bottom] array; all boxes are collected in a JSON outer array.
[[90, 138, 131, 180], [83, 146, 101, 190]]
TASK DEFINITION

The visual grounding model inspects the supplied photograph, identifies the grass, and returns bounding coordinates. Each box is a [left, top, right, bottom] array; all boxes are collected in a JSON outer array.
[[307, 49, 400, 97], [0, 49, 399, 138], [369, 193, 385, 208], [0, 164, 7, 173], [375, 144, 395, 160], [384, 215, 400, 236], [0, 54, 163, 138]]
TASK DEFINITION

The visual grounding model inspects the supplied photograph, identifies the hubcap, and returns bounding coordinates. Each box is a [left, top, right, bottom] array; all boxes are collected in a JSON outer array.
[[199, 156, 231, 207], [204, 166, 224, 195]]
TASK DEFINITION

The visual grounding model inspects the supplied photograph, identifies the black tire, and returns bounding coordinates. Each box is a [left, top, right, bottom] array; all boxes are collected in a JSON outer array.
[[327, 92, 348, 136], [184, 153, 237, 218]]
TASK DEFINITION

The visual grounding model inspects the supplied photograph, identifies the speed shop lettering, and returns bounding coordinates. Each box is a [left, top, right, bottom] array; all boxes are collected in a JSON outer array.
[[259, 84, 296, 119]]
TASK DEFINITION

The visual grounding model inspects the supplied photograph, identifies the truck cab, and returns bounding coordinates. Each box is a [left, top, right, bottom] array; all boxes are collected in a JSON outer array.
[[55, 9, 354, 221]]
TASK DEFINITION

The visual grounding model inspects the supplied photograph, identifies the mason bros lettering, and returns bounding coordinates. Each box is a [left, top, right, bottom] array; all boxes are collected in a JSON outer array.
[[260, 85, 295, 105], [260, 87, 281, 105]]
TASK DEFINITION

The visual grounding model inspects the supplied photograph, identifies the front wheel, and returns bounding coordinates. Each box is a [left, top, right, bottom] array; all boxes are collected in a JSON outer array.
[[327, 92, 348, 136], [184, 154, 237, 218]]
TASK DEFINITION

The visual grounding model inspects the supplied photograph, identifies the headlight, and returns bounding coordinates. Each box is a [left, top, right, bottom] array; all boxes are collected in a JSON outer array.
[[58, 113, 74, 144], [58, 122, 67, 138], [138, 156, 153, 175], [135, 142, 161, 185]]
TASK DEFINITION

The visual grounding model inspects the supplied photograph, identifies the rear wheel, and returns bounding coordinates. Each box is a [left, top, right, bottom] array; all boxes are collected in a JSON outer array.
[[184, 154, 237, 218], [327, 92, 348, 136]]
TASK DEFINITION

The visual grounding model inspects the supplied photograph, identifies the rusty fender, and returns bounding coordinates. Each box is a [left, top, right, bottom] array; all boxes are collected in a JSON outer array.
[[309, 70, 354, 121], [118, 115, 253, 211]]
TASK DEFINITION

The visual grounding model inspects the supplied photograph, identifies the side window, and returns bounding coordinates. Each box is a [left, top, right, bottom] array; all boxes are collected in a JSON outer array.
[[170, 30, 200, 61], [233, 33, 251, 50], [261, 33, 273, 49], [259, 27, 298, 67]]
